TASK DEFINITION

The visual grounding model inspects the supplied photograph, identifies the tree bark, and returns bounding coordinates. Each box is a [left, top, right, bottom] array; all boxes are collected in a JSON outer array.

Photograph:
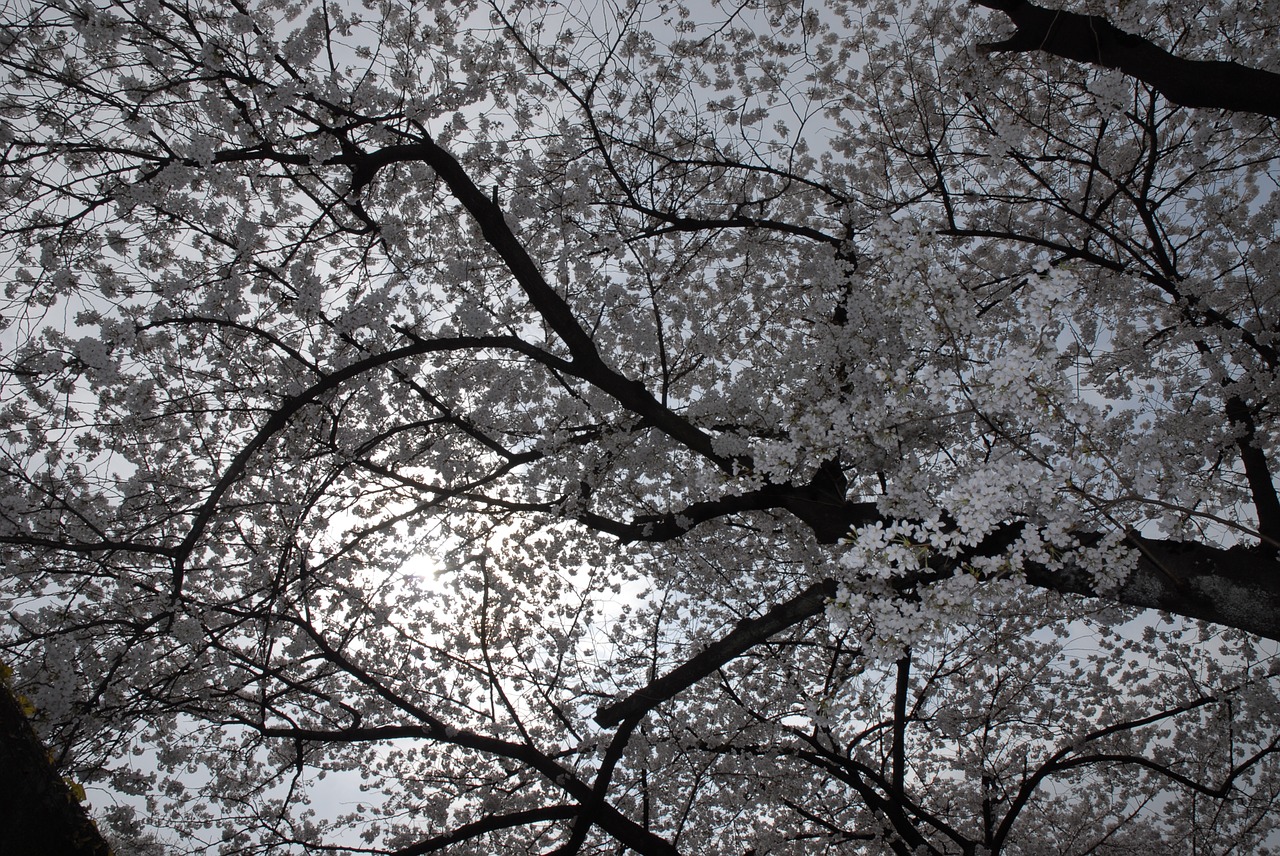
[[1025, 534, 1280, 641], [0, 669, 111, 856], [972, 0, 1280, 118]]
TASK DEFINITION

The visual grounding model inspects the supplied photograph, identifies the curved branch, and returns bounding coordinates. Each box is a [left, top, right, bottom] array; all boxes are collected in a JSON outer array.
[[991, 686, 1274, 849], [341, 138, 738, 473], [1047, 742, 1280, 800], [170, 334, 572, 597]]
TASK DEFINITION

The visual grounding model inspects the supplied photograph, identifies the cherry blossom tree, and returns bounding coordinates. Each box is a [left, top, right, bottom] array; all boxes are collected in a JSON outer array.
[[1, 0, 1278, 853]]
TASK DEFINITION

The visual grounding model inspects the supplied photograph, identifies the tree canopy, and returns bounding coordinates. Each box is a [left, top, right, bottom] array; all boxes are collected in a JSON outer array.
[[1, 0, 1278, 853]]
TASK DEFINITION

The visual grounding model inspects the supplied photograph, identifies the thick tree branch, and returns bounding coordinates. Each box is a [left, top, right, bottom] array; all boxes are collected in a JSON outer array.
[[595, 528, 1280, 727], [595, 579, 838, 727], [343, 139, 738, 473], [1222, 394, 1280, 546], [552, 715, 645, 856], [1024, 534, 1280, 641], [972, 0, 1280, 118], [891, 654, 910, 797], [578, 478, 879, 546]]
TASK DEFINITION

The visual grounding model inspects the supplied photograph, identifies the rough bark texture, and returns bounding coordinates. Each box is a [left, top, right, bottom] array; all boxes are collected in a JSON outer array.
[[973, 0, 1280, 118], [0, 670, 111, 856], [1028, 535, 1280, 641]]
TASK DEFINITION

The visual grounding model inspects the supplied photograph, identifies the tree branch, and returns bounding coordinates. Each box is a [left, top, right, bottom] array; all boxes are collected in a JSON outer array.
[[595, 579, 838, 727], [1024, 534, 1280, 640], [972, 0, 1280, 118], [390, 806, 578, 856], [595, 528, 1280, 728], [257, 725, 678, 856], [577, 479, 879, 546], [343, 139, 738, 473], [891, 654, 910, 796]]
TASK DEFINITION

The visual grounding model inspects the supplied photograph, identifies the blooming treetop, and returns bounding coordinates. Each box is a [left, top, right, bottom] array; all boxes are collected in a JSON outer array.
[[0, 0, 1278, 853]]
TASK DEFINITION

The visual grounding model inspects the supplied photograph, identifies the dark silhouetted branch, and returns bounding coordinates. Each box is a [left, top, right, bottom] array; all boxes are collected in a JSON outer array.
[[595, 579, 838, 727], [973, 0, 1280, 118], [391, 806, 579, 856]]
